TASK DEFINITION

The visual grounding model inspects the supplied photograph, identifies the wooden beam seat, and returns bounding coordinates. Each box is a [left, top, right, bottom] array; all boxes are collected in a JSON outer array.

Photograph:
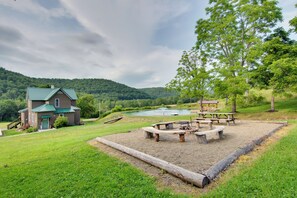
[[195, 120, 213, 129], [142, 127, 188, 142], [194, 126, 225, 144]]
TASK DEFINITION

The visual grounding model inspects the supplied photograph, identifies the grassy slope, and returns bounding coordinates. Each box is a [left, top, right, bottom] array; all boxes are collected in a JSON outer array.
[[0, 117, 184, 197], [203, 121, 297, 197], [2, 99, 297, 197]]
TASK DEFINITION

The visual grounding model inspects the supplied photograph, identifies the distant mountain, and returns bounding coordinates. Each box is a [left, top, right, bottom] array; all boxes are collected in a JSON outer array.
[[139, 87, 178, 99], [0, 67, 151, 100]]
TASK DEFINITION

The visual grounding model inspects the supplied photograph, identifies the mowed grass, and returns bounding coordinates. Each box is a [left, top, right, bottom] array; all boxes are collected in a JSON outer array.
[[0, 122, 9, 129], [2, 102, 297, 197], [0, 116, 183, 197], [203, 121, 297, 197]]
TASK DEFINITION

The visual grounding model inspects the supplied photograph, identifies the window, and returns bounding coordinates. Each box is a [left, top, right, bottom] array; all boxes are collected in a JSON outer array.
[[55, 98, 60, 108]]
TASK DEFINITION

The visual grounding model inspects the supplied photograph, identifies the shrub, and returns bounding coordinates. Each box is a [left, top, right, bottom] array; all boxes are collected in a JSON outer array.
[[111, 105, 122, 112], [26, 127, 38, 133], [54, 116, 68, 128], [237, 92, 265, 108]]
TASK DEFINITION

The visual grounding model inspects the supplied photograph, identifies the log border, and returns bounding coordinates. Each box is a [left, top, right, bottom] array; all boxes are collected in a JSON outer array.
[[96, 137, 209, 188], [204, 122, 287, 180]]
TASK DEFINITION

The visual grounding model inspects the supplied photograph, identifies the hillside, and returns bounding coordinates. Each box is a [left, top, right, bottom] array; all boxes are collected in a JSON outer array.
[[0, 67, 151, 100], [139, 87, 178, 99]]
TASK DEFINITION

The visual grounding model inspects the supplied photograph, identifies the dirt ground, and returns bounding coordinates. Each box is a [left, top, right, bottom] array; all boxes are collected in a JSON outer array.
[[90, 120, 285, 195]]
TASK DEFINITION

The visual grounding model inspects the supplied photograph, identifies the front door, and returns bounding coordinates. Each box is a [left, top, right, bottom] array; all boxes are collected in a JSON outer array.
[[41, 118, 49, 129]]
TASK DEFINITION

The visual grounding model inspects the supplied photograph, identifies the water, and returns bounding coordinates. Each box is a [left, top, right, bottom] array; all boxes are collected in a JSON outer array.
[[127, 108, 192, 116]]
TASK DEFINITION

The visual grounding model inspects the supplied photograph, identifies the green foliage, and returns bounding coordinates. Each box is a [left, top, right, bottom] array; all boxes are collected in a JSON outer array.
[[252, 26, 297, 111], [26, 127, 38, 133], [0, 67, 151, 101], [0, 99, 25, 121], [111, 105, 123, 112], [237, 92, 265, 108], [167, 50, 210, 106], [53, 116, 68, 128], [139, 87, 178, 99], [195, 0, 282, 112], [77, 94, 96, 118]]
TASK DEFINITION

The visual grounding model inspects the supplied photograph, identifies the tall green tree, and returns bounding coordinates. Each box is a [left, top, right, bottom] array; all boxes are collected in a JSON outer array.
[[77, 94, 96, 118], [166, 50, 210, 111], [252, 27, 296, 111], [195, 0, 282, 112]]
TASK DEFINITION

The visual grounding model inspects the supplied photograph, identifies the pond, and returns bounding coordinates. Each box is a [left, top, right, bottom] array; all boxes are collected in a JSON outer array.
[[127, 108, 192, 116]]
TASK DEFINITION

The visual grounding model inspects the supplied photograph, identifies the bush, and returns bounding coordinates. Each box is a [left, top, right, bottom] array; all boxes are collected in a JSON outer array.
[[111, 105, 123, 112], [238, 92, 265, 108], [54, 116, 68, 128], [26, 127, 38, 133]]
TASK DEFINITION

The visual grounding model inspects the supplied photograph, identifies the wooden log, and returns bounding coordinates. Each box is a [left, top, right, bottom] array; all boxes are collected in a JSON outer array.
[[197, 134, 207, 144], [155, 134, 160, 142], [96, 137, 209, 188], [205, 123, 286, 180], [179, 134, 185, 142], [144, 131, 154, 139]]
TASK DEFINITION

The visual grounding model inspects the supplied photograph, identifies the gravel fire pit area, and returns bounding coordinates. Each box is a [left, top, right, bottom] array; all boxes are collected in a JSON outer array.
[[94, 121, 285, 188]]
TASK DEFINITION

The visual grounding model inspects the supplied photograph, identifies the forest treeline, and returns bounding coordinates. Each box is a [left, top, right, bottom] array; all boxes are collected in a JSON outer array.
[[0, 67, 180, 121]]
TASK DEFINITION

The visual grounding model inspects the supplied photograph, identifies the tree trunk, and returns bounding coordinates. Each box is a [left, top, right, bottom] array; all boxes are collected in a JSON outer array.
[[225, 96, 228, 105], [231, 94, 237, 113], [271, 95, 275, 112], [200, 97, 204, 112]]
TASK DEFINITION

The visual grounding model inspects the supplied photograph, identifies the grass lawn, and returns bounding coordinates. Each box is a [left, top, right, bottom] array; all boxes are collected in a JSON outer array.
[[0, 116, 183, 197], [0, 122, 9, 129], [1, 104, 297, 197]]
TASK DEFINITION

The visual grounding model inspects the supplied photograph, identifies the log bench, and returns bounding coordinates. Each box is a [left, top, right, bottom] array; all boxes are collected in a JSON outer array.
[[195, 120, 213, 129], [195, 126, 225, 144], [142, 127, 188, 142]]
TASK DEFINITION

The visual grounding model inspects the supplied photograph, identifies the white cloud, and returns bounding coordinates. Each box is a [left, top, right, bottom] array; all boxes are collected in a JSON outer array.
[[0, 0, 70, 18], [0, 0, 295, 88], [59, 0, 191, 87]]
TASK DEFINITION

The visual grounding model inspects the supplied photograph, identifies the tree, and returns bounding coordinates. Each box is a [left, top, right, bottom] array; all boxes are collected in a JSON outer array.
[[289, 4, 297, 33], [252, 27, 296, 111], [195, 0, 282, 112], [252, 3, 297, 112], [77, 94, 96, 118], [166, 50, 210, 111]]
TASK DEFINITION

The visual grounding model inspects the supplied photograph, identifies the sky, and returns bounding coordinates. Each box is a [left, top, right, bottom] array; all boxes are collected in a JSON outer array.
[[0, 0, 296, 88]]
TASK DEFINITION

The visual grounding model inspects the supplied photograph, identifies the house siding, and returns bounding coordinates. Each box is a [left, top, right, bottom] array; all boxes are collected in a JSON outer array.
[[48, 92, 71, 108], [74, 110, 80, 125], [64, 113, 75, 125], [20, 111, 28, 125], [35, 112, 55, 129]]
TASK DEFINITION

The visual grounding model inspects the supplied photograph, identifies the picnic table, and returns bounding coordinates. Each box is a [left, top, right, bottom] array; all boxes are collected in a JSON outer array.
[[197, 112, 236, 125]]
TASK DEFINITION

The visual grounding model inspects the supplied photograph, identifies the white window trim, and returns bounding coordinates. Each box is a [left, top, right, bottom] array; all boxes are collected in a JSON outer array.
[[55, 98, 60, 108]]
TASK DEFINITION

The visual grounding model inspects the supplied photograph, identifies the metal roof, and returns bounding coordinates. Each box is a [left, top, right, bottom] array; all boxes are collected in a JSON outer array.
[[32, 104, 56, 112], [31, 105, 80, 114], [27, 87, 78, 101], [55, 106, 80, 114], [18, 108, 28, 113]]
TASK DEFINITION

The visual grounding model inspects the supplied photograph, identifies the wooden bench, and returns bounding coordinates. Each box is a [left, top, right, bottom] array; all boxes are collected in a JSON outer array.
[[195, 120, 213, 129], [194, 126, 225, 144], [152, 122, 174, 130], [142, 127, 187, 142]]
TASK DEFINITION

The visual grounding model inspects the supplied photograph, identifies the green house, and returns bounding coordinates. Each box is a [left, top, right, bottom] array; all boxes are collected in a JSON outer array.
[[19, 87, 80, 130]]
